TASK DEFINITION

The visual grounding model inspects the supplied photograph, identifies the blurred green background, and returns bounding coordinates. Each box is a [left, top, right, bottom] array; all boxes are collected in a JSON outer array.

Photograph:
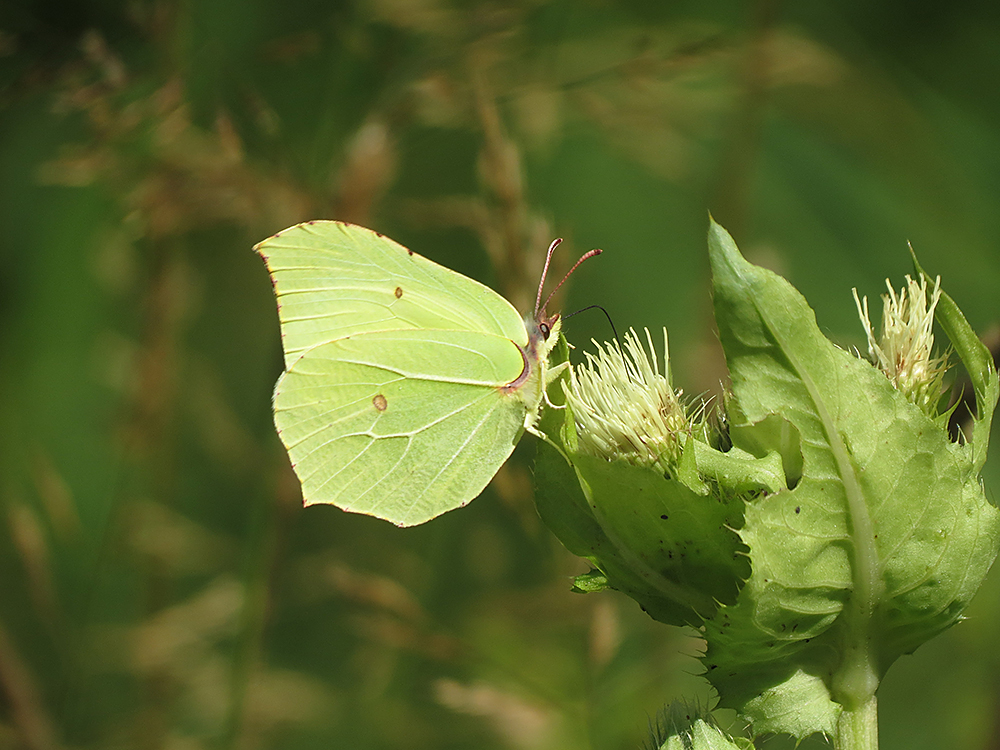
[[2, 1, 1000, 748]]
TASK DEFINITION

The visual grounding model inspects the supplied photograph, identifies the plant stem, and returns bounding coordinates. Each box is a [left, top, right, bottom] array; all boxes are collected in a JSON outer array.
[[836, 695, 878, 750]]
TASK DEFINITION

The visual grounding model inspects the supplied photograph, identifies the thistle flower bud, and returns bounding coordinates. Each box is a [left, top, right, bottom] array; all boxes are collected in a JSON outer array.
[[853, 274, 950, 415], [563, 328, 697, 472]]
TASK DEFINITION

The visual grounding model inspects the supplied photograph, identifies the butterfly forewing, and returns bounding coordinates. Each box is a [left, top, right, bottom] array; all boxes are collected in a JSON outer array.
[[274, 329, 529, 526], [257, 221, 527, 369]]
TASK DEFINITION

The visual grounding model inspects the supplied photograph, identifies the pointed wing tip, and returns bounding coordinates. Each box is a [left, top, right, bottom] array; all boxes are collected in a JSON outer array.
[[254, 220, 327, 251]]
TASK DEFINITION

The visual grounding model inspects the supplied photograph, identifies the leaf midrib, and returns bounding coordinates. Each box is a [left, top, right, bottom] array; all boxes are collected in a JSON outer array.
[[738, 267, 884, 706]]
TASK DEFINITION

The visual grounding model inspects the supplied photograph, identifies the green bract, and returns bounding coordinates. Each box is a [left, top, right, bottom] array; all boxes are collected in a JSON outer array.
[[536, 219, 1000, 742]]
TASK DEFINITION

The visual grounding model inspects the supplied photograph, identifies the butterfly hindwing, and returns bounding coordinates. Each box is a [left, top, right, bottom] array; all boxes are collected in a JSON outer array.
[[274, 329, 529, 526]]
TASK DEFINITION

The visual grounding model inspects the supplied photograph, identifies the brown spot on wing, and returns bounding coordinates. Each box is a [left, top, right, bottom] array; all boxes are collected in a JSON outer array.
[[372, 394, 388, 412], [394, 286, 403, 298]]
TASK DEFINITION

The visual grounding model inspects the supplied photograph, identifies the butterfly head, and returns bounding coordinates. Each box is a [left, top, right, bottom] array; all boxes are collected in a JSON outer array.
[[524, 310, 562, 363], [536, 309, 561, 342], [532, 239, 601, 345]]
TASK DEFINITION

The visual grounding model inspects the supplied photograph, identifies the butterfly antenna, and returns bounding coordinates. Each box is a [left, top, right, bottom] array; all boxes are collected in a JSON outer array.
[[565, 304, 621, 349], [540, 247, 603, 316], [534, 238, 563, 317]]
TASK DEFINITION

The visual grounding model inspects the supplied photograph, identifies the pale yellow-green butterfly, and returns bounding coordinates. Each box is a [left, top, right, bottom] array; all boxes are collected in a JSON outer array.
[[257, 221, 599, 526]]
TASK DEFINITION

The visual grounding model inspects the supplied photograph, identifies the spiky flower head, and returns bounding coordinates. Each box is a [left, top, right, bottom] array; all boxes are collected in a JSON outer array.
[[853, 273, 950, 415], [564, 328, 701, 473]]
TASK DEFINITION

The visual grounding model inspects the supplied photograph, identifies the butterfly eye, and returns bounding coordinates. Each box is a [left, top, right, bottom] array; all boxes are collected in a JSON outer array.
[[539, 322, 551, 339]]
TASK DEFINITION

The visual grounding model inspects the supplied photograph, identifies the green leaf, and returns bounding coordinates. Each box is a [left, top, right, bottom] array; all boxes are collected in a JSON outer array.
[[533, 438, 704, 626], [573, 453, 750, 623], [910, 246, 999, 472], [534, 432, 750, 627], [689, 438, 787, 496], [701, 219, 1000, 738], [571, 569, 609, 593]]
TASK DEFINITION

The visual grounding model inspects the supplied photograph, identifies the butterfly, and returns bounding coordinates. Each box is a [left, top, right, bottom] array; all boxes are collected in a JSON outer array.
[[257, 221, 598, 526]]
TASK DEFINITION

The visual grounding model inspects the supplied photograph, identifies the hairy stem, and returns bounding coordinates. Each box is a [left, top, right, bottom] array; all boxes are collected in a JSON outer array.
[[837, 695, 878, 750]]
